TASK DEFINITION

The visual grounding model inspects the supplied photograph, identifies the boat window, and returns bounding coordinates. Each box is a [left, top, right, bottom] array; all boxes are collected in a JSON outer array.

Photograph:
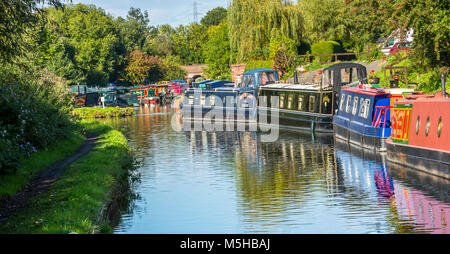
[[350, 68, 359, 84], [416, 116, 420, 135], [341, 68, 351, 85], [260, 72, 277, 86], [345, 95, 352, 113], [358, 99, 365, 117], [339, 94, 346, 112], [322, 70, 333, 88], [363, 99, 371, 118], [280, 93, 286, 108], [200, 94, 206, 105], [298, 95, 304, 111], [210, 95, 215, 106], [189, 94, 194, 105], [321, 93, 332, 114], [288, 93, 294, 110], [352, 97, 359, 115], [264, 90, 272, 108], [437, 116, 442, 138], [425, 117, 430, 136], [242, 75, 255, 88], [309, 95, 316, 113]]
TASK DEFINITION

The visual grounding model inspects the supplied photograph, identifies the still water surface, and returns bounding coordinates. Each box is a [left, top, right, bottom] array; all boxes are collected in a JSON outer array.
[[105, 106, 450, 234]]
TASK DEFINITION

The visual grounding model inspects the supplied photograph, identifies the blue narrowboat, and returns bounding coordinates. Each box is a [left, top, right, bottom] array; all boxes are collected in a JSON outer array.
[[181, 68, 278, 122], [333, 86, 415, 151]]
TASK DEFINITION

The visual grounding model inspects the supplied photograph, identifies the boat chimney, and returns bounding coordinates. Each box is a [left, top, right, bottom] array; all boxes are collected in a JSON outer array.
[[442, 74, 447, 97], [294, 70, 299, 84]]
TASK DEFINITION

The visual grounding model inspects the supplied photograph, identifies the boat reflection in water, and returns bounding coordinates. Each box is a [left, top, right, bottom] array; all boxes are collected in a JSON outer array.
[[108, 107, 450, 234], [335, 140, 450, 234]]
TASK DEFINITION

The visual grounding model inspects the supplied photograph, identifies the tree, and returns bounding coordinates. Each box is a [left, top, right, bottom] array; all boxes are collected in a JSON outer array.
[[37, 4, 124, 86], [228, 0, 304, 63], [204, 21, 231, 80], [172, 23, 208, 65], [0, 0, 64, 63], [201, 7, 227, 27], [269, 35, 297, 79], [124, 50, 168, 84], [116, 7, 150, 53], [144, 24, 176, 58], [299, 0, 351, 45], [387, 0, 449, 71]]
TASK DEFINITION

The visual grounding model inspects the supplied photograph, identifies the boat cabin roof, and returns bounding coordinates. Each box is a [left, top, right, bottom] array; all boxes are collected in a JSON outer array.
[[262, 83, 322, 91], [341, 86, 389, 96]]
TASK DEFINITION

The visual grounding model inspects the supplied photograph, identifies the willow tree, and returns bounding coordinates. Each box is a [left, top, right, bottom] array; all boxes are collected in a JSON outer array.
[[228, 0, 303, 63], [299, 0, 352, 45]]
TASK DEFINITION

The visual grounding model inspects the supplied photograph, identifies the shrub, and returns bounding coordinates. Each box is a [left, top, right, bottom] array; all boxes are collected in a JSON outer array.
[[245, 60, 273, 72], [0, 64, 76, 174], [310, 41, 345, 62]]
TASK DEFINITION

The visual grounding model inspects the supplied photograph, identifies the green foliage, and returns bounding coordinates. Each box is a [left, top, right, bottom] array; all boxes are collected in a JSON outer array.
[[229, 0, 303, 63], [310, 41, 345, 62], [0, 63, 77, 174], [172, 24, 209, 65], [269, 35, 298, 79], [116, 7, 150, 53], [299, 0, 351, 45], [245, 60, 273, 72], [394, 0, 449, 71], [72, 107, 135, 119], [163, 55, 188, 81], [37, 4, 124, 86], [0, 0, 64, 64], [201, 7, 228, 27], [204, 21, 231, 80]]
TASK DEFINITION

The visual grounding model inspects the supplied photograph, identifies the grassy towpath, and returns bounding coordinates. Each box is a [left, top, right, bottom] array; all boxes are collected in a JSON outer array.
[[0, 133, 100, 223], [0, 121, 135, 234]]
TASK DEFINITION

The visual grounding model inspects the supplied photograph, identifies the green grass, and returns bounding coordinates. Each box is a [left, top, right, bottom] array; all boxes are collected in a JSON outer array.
[[0, 133, 85, 198], [0, 121, 133, 234], [72, 107, 135, 119]]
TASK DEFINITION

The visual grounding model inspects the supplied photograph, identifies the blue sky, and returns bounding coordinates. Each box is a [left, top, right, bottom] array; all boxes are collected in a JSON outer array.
[[71, 0, 229, 26]]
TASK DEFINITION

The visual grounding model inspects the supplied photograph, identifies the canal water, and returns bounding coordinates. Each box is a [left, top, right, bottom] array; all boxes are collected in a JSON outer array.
[[105, 106, 450, 234]]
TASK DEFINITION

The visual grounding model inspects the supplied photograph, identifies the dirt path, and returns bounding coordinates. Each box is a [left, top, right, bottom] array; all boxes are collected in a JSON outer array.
[[0, 134, 100, 223]]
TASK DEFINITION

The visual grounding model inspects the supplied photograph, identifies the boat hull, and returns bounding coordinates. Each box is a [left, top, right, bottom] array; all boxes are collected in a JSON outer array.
[[258, 107, 333, 133], [334, 123, 387, 152], [386, 139, 450, 180]]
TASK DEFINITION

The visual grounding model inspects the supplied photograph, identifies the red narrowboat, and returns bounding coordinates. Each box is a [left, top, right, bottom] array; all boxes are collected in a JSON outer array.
[[386, 75, 450, 179]]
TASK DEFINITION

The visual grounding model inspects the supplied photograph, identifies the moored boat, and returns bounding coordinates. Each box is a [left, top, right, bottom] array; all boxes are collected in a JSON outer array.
[[386, 75, 450, 179], [180, 69, 269, 122], [333, 85, 417, 152], [259, 63, 368, 133]]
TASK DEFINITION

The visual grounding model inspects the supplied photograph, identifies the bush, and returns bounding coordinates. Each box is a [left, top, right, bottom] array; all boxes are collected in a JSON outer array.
[[0, 64, 76, 174], [310, 41, 345, 62], [245, 60, 273, 71]]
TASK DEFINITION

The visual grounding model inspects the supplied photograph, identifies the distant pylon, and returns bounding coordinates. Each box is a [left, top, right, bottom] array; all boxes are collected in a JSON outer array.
[[193, 1, 198, 24]]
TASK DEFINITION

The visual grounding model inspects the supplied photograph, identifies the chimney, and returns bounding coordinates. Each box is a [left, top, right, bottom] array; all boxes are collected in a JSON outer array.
[[442, 74, 447, 97]]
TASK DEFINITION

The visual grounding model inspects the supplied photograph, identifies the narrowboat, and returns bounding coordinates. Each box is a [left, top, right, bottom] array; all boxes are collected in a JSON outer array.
[[386, 75, 450, 179], [333, 85, 416, 152], [101, 87, 139, 107], [72, 85, 101, 107], [258, 63, 368, 133], [181, 69, 268, 122], [129, 85, 153, 105]]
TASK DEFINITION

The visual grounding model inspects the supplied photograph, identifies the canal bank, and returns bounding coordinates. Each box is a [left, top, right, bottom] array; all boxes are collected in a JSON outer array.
[[0, 121, 136, 234]]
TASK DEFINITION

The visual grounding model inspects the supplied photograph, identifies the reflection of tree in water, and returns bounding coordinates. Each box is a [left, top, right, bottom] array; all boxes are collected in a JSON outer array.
[[234, 132, 336, 220]]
